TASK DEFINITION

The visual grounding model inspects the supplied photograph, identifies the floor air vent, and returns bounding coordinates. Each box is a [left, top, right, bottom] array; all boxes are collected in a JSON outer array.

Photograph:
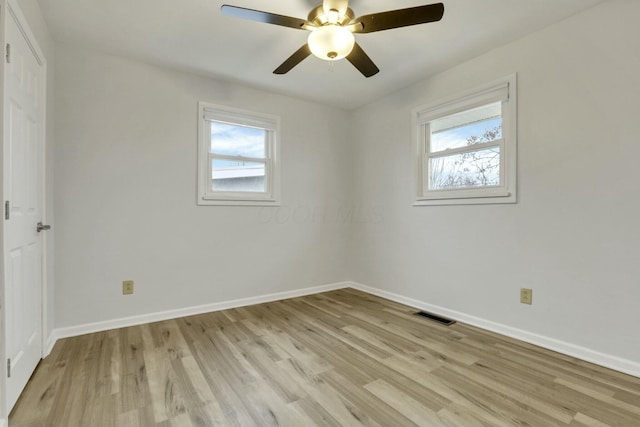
[[414, 311, 456, 326]]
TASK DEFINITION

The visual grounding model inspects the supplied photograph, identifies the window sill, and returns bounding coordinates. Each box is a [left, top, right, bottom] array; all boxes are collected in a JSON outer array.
[[414, 190, 515, 206], [198, 198, 280, 207]]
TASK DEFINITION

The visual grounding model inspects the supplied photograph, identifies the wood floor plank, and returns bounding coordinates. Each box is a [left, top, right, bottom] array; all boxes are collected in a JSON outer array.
[[319, 369, 418, 427], [10, 289, 640, 427], [290, 397, 343, 427], [437, 402, 508, 427], [45, 335, 94, 426], [236, 338, 305, 403], [556, 376, 640, 417], [176, 319, 260, 427], [118, 326, 152, 414], [276, 359, 370, 426], [431, 365, 568, 426], [570, 412, 611, 427], [364, 379, 448, 427], [446, 359, 575, 424]]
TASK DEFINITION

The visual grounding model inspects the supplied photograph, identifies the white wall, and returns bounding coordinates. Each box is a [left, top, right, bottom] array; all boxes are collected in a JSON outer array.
[[350, 0, 640, 366], [53, 44, 352, 328]]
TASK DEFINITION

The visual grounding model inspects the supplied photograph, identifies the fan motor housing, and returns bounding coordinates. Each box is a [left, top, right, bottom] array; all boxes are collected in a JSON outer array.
[[308, 5, 355, 26]]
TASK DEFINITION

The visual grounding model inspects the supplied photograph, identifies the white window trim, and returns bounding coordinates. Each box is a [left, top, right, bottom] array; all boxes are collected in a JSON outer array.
[[413, 74, 517, 206], [197, 102, 281, 206]]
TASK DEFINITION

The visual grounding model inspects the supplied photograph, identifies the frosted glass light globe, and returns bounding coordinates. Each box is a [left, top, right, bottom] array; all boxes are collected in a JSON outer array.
[[308, 25, 355, 61]]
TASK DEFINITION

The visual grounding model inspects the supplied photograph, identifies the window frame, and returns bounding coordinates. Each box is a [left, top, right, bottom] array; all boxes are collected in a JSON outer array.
[[413, 74, 517, 206], [197, 102, 281, 206]]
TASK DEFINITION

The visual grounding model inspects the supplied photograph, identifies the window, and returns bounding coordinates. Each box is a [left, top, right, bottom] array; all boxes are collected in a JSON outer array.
[[198, 102, 280, 206], [414, 75, 517, 205]]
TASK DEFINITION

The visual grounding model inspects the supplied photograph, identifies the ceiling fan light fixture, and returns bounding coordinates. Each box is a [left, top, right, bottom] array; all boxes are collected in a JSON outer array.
[[307, 24, 355, 61]]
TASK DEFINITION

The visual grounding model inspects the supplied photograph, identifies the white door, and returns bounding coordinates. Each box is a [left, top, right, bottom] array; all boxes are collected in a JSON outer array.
[[3, 4, 46, 412]]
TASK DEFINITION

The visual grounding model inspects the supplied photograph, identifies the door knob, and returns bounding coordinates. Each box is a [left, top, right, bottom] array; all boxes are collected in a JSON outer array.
[[36, 222, 51, 232]]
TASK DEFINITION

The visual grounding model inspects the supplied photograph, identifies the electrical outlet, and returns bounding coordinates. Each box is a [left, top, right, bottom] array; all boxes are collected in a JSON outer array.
[[122, 280, 134, 295], [520, 288, 532, 305]]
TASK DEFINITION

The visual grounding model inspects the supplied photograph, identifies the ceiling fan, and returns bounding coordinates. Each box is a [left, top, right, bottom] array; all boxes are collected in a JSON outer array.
[[220, 0, 445, 77]]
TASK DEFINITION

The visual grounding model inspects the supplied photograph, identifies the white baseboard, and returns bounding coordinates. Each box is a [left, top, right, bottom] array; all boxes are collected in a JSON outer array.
[[45, 331, 58, 357], [348, 281, 640, 378], [50, 281, 351, 346], [47, 280, 639, 379]]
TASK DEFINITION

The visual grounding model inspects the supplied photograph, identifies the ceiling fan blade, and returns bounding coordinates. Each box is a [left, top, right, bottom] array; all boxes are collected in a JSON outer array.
[[323, 0, 349, 17], [346, 43, 379, 78], [273, 44, 312, 75], [353, 3, 444, 34], [221, 5, 310, 30]]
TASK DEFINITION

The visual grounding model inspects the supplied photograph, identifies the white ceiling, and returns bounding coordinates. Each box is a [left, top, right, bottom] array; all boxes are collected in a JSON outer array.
[[37, 0, 606, 109]]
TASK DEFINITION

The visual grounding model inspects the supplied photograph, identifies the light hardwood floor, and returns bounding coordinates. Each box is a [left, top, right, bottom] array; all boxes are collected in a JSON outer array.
[[10, 289, 640, 426]]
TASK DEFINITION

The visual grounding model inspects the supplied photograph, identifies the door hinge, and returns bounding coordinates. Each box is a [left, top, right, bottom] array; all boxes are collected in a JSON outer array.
[[7, 359, 10, 378], [5, 43, 10, 63], [4, 201, 9, 220]]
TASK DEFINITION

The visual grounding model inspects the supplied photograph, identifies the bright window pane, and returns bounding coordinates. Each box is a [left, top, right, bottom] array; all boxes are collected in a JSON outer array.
[[210, 121, 266, 158], [430, 103, 502, 153], [428, 147, 500, 190], [212, 159, 265, 192]]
